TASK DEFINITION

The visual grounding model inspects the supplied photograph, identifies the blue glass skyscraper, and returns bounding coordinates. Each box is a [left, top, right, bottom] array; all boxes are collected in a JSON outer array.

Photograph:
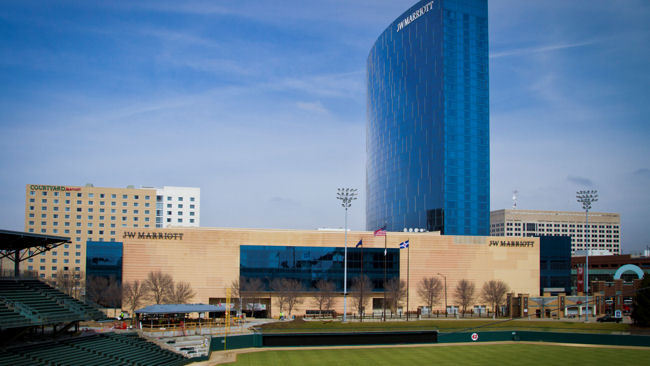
[[366, 0, 489, 235]]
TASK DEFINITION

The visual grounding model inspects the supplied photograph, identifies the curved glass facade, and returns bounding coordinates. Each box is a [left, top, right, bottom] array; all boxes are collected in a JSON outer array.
[[366, 0, 489, 235]]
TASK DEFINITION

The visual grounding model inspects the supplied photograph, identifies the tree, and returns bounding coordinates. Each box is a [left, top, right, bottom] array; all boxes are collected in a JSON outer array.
[[270, 278, 286, 313], [50, 270, 85, 300], [231, 277, 244, 314], [312, 280, 336, 317], [385, 278, 406, 314], [86, 275, 121, 308], [454, 279, 475, 316], [243, 278, 265, 313], [481, 280, 509, 316], [122, 280, 147, 318], [632, 275, 650, 326], [350, 275, 372, 319], [232, 277, 265, 315], [144, 271, 174, 304], [417, 277, 443, 312], [271, 278, 304, 316], [165, 281, 196, 304]]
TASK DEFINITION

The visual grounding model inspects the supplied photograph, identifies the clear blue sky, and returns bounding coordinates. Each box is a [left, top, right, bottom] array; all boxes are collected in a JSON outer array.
[[1, 1, 648, 253]]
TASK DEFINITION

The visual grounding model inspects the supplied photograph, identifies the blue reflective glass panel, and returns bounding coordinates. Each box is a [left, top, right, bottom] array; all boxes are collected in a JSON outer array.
[[240, 246, 400, 292], [366, 0, 489, 235], [86, 241, 123, 282]]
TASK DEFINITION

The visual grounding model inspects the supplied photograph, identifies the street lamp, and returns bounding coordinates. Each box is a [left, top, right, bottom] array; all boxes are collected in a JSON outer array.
[[337, 188, 357, 322], [577, 189, 598, 321], [437, 272, 447, 316]]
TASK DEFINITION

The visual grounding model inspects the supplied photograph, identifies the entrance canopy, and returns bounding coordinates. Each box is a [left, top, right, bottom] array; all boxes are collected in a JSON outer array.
[[0, 229, 70, 275], [135, 304, 221, 315]]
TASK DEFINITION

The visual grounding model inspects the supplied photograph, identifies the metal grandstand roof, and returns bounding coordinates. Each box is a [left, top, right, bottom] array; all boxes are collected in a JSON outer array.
[[0, 229, 70, 275], [135, 304, 221, 314], [0, 229, 70, 251]]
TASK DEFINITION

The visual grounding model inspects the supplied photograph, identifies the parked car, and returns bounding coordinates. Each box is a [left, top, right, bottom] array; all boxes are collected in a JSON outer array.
[[597, 314, 622, 323]]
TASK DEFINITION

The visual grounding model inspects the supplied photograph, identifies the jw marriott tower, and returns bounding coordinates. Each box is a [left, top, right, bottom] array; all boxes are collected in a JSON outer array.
[[366, 0, 489, 235]]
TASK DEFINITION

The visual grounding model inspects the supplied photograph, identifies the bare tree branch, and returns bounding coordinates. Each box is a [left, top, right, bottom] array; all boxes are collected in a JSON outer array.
[[481, 280, 509, 316], [417, 277, 443, 311], [385, 278, 406, 314], [122, 280, 147, 317], [350, 275, 372, 318], [454, 279, 475, 315], [50, 270, 84, 300], [144, 271, 174, 304], [271, 278, 304, 316], [165, 281, 196, 304], [312, 280, 336, 317]]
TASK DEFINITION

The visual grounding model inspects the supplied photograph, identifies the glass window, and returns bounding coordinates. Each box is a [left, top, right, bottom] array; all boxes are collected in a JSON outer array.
[[240, 245, 400, 292]]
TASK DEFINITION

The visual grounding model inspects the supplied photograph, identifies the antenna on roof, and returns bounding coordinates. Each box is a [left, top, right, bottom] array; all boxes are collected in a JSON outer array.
[[512, 190, 518, 209]]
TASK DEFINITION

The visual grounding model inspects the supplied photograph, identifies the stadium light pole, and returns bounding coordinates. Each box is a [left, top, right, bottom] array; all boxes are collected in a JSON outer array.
[[437, 273, 447, 315], [337, 188, 357, 322], [577, 189, 598, 321]]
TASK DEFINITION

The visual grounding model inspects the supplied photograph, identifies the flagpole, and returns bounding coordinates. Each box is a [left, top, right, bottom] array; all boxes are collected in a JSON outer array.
[[383, 232, 387, 322], [406, 239, 410, 321], [359, 242, 365, 322]]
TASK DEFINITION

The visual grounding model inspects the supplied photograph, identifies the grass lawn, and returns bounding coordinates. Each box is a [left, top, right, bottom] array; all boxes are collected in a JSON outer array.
[[224, 344, 650, 366], [258, 318, 631, 334]]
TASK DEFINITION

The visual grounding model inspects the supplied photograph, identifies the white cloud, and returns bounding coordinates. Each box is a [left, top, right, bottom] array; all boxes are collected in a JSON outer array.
[[490, 40, 601, 59], [296, 101, 328, 114]]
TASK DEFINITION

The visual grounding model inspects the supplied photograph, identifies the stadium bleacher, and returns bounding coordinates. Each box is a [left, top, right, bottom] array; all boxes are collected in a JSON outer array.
[[0, 333, 190, 366], [0, 278, 106, 329]]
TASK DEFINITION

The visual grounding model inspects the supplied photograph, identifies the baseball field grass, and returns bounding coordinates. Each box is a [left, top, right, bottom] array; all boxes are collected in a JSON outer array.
[[223, 343, 650, 365]]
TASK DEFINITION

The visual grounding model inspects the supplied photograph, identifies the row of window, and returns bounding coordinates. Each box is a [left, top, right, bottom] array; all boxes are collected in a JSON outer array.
[[503, 232, 621, 242], [500, 228, 619, 238], [29, 198, 153, 207], [29, 211, 152, 220], [27, 265, 81, 272], [499, 222, 619, 229], [28, 205, 156, 214], [160, 203, 196, 209], [29, 217, 151, 226], [164, 218, 195, 223], [28, 225, 151, 235], [31, 191, 152, 200], [161, 196, 196, 202], [28, 258, 81, 263]]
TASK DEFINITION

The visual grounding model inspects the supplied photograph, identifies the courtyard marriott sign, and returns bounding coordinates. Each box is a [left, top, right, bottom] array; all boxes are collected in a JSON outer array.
[[29, 184, 81, 192], [489, 239, 535, 248], [396, 1, 434, 32], [122, 232, 184, 240]]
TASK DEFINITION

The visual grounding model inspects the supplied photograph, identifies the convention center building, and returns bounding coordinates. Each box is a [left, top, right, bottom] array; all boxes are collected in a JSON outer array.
[[121, 227, 539, 318]]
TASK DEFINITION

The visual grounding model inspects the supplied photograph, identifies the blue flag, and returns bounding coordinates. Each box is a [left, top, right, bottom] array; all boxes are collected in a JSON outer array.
[[356, 239, 363, 248], [399, 240, 409, 249]]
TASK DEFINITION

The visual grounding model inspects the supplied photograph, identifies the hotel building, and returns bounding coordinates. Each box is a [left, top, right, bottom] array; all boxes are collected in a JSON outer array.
[[366, 0, 490, 235], [490, 209, 621, 255], [21, 184, 199, 280]]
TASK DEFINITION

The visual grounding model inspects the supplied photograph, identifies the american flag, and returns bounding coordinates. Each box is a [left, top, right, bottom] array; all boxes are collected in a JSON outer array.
[[373, 226, 386, 237]]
